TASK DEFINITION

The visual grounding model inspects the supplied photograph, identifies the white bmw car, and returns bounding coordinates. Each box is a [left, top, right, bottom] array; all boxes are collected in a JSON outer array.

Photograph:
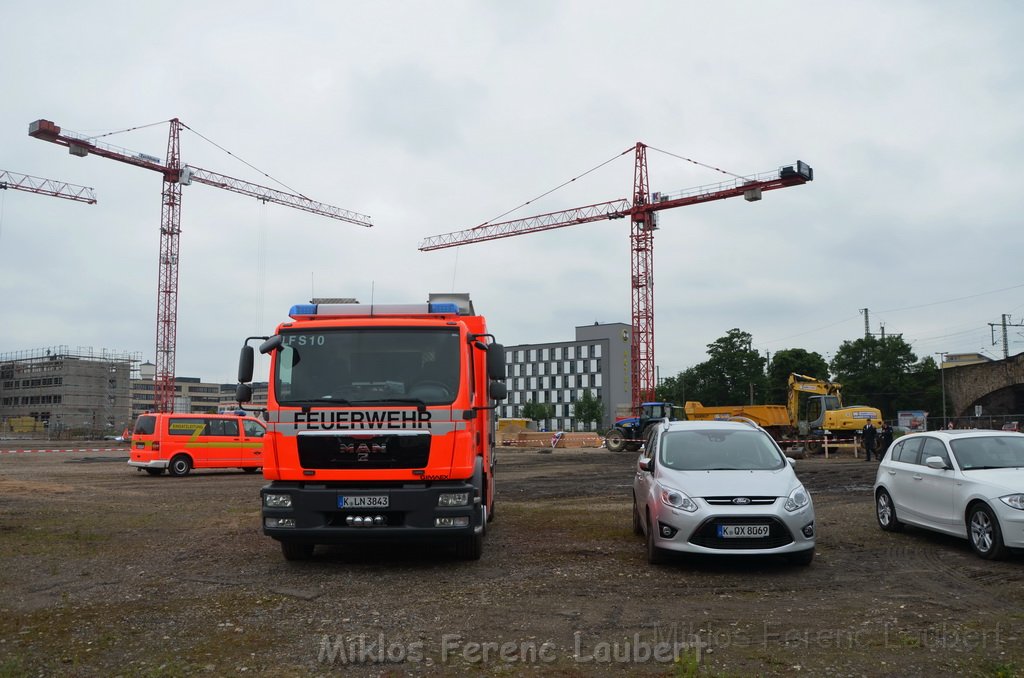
[[633, 419, 816, 565], [874, 429, 1024, 559]]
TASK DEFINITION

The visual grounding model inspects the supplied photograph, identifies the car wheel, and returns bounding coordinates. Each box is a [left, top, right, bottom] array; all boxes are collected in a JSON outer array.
[[875, 488, 903, 532], [144, 468, 164, 476], [605, 429, 626, 452], [786, 549, 815, 566], [632, 496, 643, 536], [968, 503, 1007, 560], [168, 454, 192, 477], [280, 541, 315, 561], [645, 510, 667, 565]]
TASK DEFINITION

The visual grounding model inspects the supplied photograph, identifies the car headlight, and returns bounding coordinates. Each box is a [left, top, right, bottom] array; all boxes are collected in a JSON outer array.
[[659, 485, 698, 513], [784, 485, 810, 512], [1000, 494, 1024, 511]]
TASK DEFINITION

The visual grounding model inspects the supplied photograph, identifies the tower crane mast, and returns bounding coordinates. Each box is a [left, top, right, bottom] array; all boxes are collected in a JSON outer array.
[[420, 142, 813, 412], [29, 118, 373, 413]]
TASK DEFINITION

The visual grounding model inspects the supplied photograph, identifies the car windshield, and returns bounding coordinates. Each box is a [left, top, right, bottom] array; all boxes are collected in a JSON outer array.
[[659, 429, 785, 471], [950, 435, 1024, 470], [273, 328, 461, 406]]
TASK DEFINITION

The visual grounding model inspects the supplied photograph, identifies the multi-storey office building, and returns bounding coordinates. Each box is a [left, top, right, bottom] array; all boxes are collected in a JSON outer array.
[[499, 322, 632, 432]]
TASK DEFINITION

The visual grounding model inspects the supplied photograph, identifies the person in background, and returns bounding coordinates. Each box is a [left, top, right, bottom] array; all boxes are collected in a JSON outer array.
[[877, 421, 894, 459], [862, 420, 878, 461]]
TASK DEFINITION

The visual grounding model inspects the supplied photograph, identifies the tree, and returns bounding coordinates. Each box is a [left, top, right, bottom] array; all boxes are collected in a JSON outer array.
[[692, 329, 768, 405], [766, 348, 830, 404], [830, 335, 917, 419], [573, 389, 603, 431], [521, 400, 553, 426]]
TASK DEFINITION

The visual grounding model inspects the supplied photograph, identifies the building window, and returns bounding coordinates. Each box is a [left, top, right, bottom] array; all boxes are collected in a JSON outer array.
[[567, 346, 575, 359], [567, 375, 576, 388], [529, 349, 537, 362], [581, 374, 590, 387], [590, 359, 599, 373], [595, 374, 603, 387], [593, 344, 602, 358], [554, 347, 562, 360]]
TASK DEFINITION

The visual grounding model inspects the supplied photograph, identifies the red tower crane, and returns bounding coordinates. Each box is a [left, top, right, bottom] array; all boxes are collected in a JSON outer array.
[[419, 142, 813, 412], [0, 169, 96, 204], [29, 118, 372, 413]]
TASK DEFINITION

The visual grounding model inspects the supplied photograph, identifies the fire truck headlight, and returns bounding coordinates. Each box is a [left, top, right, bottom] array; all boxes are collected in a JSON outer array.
[[438, 492, 470, 507], [264, 493, 293, 508], [264, 517, 296, 528], [435, 516, 470, 528]]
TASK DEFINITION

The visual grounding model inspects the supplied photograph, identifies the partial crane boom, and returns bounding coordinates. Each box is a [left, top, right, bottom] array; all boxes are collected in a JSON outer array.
[[180, 166, 371, 226], [0, 169, 96, 204], [419, 142, 812, 412], [29, 117, 372, 413]]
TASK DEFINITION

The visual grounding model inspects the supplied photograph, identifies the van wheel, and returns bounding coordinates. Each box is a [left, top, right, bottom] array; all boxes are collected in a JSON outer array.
[[168, 455, 192, 477], [144, 468, 164, 476], [281, 541, 315, 561]]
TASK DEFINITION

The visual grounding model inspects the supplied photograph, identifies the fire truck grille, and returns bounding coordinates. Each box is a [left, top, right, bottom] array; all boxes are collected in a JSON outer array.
[[298, 434, 431, 470]]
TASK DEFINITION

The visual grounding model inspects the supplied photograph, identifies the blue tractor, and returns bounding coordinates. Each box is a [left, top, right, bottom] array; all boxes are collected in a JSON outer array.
[[604, 402, 680, 452]]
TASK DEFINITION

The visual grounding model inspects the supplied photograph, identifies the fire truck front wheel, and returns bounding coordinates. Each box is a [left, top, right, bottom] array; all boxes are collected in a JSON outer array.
[[455, 505, 486, 561], [168, 455, 192, 477], [280, 541, 315, 561]]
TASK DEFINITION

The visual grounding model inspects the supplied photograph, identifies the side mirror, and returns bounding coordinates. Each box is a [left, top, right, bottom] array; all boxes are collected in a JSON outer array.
[[638, 458, 651, 473], [238, 346, 255, 383], [486, 343, 506, 381], [236, 383, 253, 404], [259, 335, 283, 355], [489, 381, 507, 401], [787, 457, 797, 468], [924, 455, 949, 470]]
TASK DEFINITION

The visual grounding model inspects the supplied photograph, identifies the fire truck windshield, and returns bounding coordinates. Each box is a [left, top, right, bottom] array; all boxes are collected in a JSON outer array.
[[274, 328, 461, 406]]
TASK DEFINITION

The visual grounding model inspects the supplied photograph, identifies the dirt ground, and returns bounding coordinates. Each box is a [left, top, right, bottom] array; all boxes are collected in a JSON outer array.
[[0, 442, 1022, 677]]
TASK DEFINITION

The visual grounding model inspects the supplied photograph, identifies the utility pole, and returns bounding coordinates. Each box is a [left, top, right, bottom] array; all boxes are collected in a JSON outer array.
[[860, 308, 870, 339], [989, 314, 1024, 359]]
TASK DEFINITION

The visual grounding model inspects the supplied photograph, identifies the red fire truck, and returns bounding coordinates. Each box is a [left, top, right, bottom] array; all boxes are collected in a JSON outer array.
[[236, 293, 507, 561]]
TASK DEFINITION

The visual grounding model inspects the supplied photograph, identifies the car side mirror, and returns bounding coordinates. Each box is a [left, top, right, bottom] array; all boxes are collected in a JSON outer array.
[[787, 457, 797, 468], [924, 455, 949, 470], [638, 458, 651, 473]]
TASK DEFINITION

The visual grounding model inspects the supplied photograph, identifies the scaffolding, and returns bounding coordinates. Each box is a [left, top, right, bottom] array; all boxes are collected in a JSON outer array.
[[0, 346, 141, 438]]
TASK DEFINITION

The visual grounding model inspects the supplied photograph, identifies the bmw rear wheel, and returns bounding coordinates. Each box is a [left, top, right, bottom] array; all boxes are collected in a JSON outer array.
[[875, 489, 902, 532]]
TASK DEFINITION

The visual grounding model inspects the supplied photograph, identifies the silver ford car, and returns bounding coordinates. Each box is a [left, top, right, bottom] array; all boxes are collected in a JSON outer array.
[[633, 419, 816, 565]]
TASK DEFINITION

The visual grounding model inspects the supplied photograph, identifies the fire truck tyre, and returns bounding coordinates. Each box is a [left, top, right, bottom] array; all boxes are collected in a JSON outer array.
[[144, 468, 164, 476], [168, 455, 192, 477], [605, 429, 626, 452], [280, 541, 315, 561], [242, 467, 259, 473], [456, 505, 485, 561]]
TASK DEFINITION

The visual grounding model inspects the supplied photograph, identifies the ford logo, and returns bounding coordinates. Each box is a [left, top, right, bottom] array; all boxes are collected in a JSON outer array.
[[732, 497, 751, 505]]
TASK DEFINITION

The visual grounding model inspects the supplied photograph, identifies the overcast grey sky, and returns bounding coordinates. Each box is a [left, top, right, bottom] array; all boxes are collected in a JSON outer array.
[[2, 2, 1022, 384]]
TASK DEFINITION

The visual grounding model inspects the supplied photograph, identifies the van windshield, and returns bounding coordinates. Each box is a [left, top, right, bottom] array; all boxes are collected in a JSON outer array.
[[274, 328, 461, 406]]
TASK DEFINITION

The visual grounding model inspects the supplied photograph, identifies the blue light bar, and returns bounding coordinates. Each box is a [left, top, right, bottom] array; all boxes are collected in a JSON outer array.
[[428, 302, 460, 314], [289, 304, 317, 317]]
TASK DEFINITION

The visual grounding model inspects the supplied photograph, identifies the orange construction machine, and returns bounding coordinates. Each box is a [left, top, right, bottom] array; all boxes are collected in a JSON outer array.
[[236, 293, 507, 561]]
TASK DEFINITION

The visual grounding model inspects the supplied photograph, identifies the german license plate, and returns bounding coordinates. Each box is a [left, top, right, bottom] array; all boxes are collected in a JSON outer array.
[[338, 495, 389, 509], [718, 524, 769, 538]]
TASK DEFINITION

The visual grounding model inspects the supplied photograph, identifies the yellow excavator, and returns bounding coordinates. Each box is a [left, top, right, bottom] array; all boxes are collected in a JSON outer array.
[[684, 373, 882, 451]]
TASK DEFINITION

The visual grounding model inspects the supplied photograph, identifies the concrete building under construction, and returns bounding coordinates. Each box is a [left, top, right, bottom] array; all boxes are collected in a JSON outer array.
[[0, 346, 139, 437]]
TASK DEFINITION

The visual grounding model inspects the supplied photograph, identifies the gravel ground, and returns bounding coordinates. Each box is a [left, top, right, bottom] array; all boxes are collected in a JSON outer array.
[[0, 442, 1022, 676]]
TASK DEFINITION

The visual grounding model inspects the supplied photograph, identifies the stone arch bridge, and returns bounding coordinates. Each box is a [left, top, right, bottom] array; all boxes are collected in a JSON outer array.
[[945, 352, 1024, 418]]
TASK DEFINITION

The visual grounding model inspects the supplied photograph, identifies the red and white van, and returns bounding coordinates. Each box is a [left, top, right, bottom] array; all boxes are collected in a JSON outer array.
[[128, 412, 265, 476]]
